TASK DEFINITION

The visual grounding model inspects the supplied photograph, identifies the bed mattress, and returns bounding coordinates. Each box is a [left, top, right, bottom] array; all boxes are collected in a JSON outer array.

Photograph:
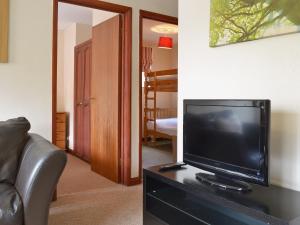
[[147, 118, 177, 137]]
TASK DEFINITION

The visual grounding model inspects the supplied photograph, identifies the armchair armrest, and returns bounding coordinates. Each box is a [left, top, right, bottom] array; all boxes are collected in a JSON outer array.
[[15, 134, 67, 225]]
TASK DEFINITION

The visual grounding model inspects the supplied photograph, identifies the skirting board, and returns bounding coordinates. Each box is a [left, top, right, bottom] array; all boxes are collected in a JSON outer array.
[[129, 177, 141, 186]]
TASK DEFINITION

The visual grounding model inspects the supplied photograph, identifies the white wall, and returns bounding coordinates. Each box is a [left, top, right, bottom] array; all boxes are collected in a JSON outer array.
[[76, 24, 92, 45], [178, 0, 300, 191], [0, 0, 52, 139], [57, 31, 65, 112], [151, 47, 176, 71], [57, 23, 92, 149], [92, 9, 117, 26], [61, 24, 76, 149], [171, 44, 178, 70]]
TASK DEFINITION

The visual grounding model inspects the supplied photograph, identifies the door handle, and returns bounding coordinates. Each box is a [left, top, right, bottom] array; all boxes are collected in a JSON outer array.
[[77, 102, 83, 106], [82, 99, 92, 107]]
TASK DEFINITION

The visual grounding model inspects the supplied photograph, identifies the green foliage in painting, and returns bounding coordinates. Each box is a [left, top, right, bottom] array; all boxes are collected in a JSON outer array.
[[210, 0, 300, 47]]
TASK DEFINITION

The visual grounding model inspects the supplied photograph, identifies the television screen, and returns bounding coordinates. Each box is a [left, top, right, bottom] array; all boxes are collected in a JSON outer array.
[[183, 100, 270, 186]]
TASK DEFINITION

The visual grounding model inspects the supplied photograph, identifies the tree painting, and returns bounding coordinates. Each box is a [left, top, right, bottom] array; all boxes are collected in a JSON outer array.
[[210, 0, 300, 47]]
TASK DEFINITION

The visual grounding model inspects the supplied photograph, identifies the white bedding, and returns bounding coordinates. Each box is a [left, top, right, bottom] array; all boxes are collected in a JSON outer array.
[[147, 118, 177, 136]]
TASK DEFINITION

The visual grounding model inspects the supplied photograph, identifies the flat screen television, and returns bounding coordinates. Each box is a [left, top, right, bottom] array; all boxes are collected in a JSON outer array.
[[183, 100, 270, 189]]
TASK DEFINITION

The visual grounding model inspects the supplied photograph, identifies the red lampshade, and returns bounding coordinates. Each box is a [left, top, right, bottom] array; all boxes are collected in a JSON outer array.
[[158, 37, 173, 49]]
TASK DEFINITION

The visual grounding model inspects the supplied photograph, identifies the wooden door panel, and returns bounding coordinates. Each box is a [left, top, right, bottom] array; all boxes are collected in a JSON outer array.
[[74, 40, 92, 162], [74, 50, 83, 157], [91, 15, 122, 182], [82, 46, 91, 162]]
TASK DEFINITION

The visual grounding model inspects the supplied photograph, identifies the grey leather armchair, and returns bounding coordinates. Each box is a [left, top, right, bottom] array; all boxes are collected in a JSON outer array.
[[0, 134, 67, 225]]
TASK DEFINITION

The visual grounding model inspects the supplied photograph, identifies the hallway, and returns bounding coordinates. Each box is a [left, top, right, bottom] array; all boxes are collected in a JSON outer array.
[[49, 154, 142, 225]]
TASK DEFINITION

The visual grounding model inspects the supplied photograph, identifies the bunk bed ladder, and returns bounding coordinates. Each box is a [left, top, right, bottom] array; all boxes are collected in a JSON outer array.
[[143, 68, 178, 149], [144, 71, 157, 144]]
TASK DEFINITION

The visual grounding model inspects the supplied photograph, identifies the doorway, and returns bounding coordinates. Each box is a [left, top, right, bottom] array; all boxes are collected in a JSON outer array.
[[139, 11, 178, 177], [52, 0, 132, 185]]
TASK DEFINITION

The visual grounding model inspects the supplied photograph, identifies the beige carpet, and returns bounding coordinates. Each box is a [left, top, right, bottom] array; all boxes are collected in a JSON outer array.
[[48, 154, 142, 225], [143, 143, 173, 169]]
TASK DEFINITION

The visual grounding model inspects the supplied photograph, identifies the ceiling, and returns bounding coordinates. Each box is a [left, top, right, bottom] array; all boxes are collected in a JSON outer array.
[[58, 3, 93, 30], [143, 19, 178, 46]]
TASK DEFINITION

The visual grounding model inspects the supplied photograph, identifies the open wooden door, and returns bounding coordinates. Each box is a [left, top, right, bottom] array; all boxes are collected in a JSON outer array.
[[90, 15, 122, 183], [74, 40, 92, 162]]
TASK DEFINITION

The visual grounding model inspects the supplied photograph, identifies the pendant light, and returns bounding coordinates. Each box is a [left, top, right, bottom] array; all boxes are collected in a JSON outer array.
[[158, 37, 173, 49]]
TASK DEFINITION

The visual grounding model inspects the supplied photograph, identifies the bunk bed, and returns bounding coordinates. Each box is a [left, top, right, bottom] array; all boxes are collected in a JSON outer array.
[[144, 69, 178, 160]]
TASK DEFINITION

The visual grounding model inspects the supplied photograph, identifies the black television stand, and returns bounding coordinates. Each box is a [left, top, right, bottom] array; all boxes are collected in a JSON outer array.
[[144, 164, 300, 225], [196, 173, 252, 192]]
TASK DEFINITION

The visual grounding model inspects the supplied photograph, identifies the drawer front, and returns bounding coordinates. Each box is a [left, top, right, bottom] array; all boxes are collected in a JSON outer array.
[[56, 113, 66, 123], [56, 131, 66, 141], [56, 140, 66, 149], [146, 195, 209, 225], [144, 212, 168, 225], [56, 122, 66, 132]]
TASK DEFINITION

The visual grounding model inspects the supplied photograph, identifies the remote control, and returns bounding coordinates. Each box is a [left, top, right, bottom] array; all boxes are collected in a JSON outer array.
[[159, 162, 187, 172]]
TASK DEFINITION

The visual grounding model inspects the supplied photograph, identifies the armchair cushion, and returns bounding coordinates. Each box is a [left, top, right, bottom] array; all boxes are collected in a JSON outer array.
[[15, 134, 67, 225], [0, 183, 23, 225], [0, 117, 30, 184]]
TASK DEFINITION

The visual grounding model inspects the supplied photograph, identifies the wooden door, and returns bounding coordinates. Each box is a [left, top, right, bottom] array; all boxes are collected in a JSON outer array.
[[74, 40, 92, 162], [91, 15, 122, 183]]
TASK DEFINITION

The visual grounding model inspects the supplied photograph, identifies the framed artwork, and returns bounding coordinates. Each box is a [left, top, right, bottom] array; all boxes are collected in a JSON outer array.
[[0, 0, 9, 63], [210, 0, 300, 47]]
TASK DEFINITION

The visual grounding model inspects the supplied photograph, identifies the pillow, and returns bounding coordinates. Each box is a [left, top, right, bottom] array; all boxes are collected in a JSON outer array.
[[0, 118, 30, 184]]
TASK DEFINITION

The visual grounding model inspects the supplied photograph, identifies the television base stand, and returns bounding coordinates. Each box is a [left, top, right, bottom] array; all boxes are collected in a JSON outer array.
[[144, 165, 300, 225], [196, 173, 252, 192]]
